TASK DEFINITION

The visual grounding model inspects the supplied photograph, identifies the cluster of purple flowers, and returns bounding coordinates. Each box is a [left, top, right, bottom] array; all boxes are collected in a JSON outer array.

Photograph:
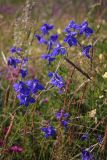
[[55, 109, 69, 128], [48, 72, 65, 93], [7, 44, 44, 107], [81, 149, 95, 160], [64, 20, 93, 59], [41, 125, 56, 138], [13, 79, 44, 106], [81, 132, 103, 160], [35, 23, 67, 64], [41, 109, 69, 138], [8, 47, 28, 78], [35, 21, 93, 64]]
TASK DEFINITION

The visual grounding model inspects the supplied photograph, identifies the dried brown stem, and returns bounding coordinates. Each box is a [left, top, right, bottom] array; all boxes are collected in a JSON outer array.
[[64, 57, 91, 80]]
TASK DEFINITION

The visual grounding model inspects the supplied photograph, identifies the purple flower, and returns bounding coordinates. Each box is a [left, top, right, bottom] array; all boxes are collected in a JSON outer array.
[[81, 132, 89, 141], [41, 54, 55, 63], [25, 79, 44, 94], [80, 21, 94, 37], [55, 109, 69, 120], [13, 81, 31, 96], [50, 43, 66, 57], [35, 34, 48, 44], [50, 34, 58, 42], [82, 45, 92, 59], [20, 69, 28, 78], [48, 72, 65, 92], [97, 135, 103, 144], [41, 126, 56, 138], [41, 23, 54, 35], [64, 34, 77, 46], [8, 57, 21, 68], [17, 94, 35, 107], [81, 149, 95, 160], [61, 120, 69, 128], [64, 20, 93, 38], [68, 20, 81, 30], [10, 145, 23, 153], [10, 46, 22, 54]]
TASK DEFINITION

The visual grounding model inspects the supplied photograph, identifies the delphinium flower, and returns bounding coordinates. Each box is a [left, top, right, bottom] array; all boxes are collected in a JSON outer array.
[[97, 135, 103, 144], [25, 79, 44, 94], [41, 125, 56, 138], [61, 120, 69, 128], [81, 149, 95, 160], [64, 20, 93, 38], [10, 145, 23, 153], [13, 79, 44, 107], [35, 34, 48, 45], [41, 43, 66, 64], [55, 109, 69, 129], [55, 109, 69, 120], [40, 23, 54, 35], [10, 46, 22, 54], [20, 69, 28, 78], [8, 46, 29, 79], [41, 54, 56, 64], [79, 21, 94, 37], [64, 20, 94, 59], [8, 57, 21, 68], [35, 23, 67, 64], [81, 132, 89, 141], [82, 45, 92, 59], [64, 32, 78, 47], [8, 44, 44, 107], [50, 43, 66, 57], [17, 94, 35, 106], [48, 72, 65, 93]]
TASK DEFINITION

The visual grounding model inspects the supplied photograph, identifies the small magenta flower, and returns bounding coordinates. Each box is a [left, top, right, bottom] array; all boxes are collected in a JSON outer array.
[[41, 125, 56, 138], [41, 23, 54, 35], [43, 97, 49, 103], [0, 139, 4, 147], [10, 145, 23, 153], [6, 67, 20, 82], [82, 45, 92, 59]]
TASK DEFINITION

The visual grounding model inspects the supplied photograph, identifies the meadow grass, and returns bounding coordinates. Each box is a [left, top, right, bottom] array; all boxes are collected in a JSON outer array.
[[0, 0, 107, 160]]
